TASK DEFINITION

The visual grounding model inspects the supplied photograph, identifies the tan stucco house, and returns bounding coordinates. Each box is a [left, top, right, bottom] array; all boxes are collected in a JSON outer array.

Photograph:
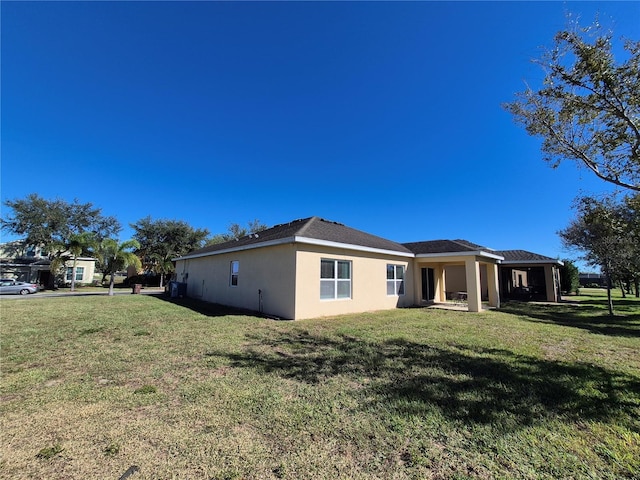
[[0, 241, 97, 288], [174, 217, 562, 320]]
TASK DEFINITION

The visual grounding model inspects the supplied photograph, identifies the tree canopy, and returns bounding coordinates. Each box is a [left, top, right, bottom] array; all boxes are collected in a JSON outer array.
[[130, 216, 210, 275], [206, 219, 268, 245], [504, 20, 640, 191], [559, 259, 580, 294], [1, 193, 120, 265], [559, 193, 640, 313]]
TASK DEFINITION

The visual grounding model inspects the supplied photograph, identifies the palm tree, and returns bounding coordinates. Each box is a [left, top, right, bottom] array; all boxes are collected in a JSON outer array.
[[150, 252, 174, 289], [67, 232, 96, 292], [99, 238, 141, 296]]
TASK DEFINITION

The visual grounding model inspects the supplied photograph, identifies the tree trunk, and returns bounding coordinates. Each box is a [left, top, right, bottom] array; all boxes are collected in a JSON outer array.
[[619, 280, 627, 298], [70, 257, 77, 292], [160, 272, 164, 289], [635, 276, 639, 298], [109, 271, 115, 296], [606, 272, 615, 316]]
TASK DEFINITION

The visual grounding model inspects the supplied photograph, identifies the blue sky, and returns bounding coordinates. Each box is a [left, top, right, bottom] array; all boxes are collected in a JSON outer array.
[[2, 1, 639, 267]]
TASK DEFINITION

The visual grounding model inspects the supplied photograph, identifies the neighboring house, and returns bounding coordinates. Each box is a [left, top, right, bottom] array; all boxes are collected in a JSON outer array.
[[174, 216, 563, 320], [0, 241, 96, 287], [579, 273, 606, 287]]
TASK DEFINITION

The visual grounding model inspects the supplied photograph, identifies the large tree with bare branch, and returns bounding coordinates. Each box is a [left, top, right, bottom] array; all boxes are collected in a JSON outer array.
[[504, 21, 640, 192]]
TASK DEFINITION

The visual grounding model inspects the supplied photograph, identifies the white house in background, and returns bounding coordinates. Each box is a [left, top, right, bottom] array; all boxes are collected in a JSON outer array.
[[174, 217, 562, 320]]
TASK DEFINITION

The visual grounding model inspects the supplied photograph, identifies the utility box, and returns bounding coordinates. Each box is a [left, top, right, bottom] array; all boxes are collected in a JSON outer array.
[[170, 282, 187, 298], [132, 283, 142, 294]]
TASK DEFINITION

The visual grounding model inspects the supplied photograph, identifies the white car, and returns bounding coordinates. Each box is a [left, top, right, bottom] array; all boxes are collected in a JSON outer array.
[[0, 279, 39, 295]]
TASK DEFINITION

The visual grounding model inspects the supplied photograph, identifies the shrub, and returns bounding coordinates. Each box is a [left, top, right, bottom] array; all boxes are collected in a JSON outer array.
[[123, 274, 161, 287]]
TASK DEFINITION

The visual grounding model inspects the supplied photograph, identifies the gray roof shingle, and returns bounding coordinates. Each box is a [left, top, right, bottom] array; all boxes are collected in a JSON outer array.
[[180, 216, 413, 258], [495, 250, 560, 263], [402, 239, 491, 255]]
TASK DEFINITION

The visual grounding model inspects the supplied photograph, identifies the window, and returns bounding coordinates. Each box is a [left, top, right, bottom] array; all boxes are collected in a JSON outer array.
[[230, 261, 239, 286], [66, 266, 85, 282], [320, 259, 351, 300], [387, 264, 405, 295]]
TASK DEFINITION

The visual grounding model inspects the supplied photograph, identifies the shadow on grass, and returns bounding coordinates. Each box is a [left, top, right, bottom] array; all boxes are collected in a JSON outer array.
[[500, 300, 640, 338], [211, 330, 640, 432], [151, 294, 271, 319]]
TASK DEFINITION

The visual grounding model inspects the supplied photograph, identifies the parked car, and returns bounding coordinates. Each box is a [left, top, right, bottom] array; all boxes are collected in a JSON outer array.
[[0, 279, 39, 295]]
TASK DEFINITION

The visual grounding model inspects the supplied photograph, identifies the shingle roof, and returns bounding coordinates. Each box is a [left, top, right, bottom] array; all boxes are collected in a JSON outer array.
[[495, 250, 561, 263], [179, 216, 413, 258], [402, 239, 491, 255]]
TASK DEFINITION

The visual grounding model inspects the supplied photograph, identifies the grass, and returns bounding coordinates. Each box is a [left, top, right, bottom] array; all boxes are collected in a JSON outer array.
[[1, 289, 638, 479]]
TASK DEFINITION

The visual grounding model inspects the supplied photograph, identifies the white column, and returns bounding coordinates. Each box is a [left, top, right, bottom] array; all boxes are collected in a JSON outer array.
[[544, 265, 558, 302], [436, 265, 445, 302], [465, 257, 482, 312], [486, 262, 500, 308]]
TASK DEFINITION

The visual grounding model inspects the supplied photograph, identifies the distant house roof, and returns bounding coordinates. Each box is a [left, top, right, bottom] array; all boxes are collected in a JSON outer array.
[[495, 250, 563, 265], [175, 216, 414, 260]]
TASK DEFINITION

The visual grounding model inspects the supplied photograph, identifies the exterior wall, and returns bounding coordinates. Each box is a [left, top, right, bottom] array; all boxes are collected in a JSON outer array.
[[175, 244, 297, 319], [442, 264, 490, 300], [293, 245, 414, 320], [67, 259, 96, 284], [444, 265, 465, 296]]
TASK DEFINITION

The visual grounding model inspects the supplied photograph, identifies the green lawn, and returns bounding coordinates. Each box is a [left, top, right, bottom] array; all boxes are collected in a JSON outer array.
[[1, 290, 638, 479]]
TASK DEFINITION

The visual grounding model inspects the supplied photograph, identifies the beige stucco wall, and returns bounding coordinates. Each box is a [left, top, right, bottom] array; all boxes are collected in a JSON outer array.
[[293, 245, 414, 320], [68, 258, 96, 284], [443, 264, 489, 300], [175, 244, 297, 319]]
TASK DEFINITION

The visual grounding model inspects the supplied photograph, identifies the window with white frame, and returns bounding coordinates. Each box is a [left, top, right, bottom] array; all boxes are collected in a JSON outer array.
[[386, 264, 405, 295], [320, 259, 351, 300], [66, 266, 85, 282], [230, 261, 239, 286]]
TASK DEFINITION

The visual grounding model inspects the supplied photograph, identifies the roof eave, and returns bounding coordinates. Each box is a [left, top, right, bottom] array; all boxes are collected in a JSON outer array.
[[501, 259, 564, 266], [416, 250, 504, 261], [294, 236, 414, 258], [173, 235, 414, 261]]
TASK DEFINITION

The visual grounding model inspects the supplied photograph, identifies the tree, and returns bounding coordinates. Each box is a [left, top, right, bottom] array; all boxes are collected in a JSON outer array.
[[207, 219, 268, 245], [65, 232, 97, 291], [130, 217, 209, 283], [98, 239, 142, 296], [559, 259, 580, 294], [619, 193, 640, 297], [504, 20, 640, 191], [1, 194, 120, 287], [149, 252, 174, 291], [559, 195, 639, 314]]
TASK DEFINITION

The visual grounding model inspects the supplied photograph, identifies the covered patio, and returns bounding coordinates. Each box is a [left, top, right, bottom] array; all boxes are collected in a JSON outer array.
[[404, 240, 503, 312]]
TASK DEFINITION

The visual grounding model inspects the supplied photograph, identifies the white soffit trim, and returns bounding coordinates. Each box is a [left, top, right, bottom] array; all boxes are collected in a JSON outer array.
[[416, 250, 504, 261], [173, 235, 415, 261], [294, 236, 415, 258], [501, 259, 563, 266]]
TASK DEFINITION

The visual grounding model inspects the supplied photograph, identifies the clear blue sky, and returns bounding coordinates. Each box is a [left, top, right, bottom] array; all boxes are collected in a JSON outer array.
[[2, 1, 639, 267]]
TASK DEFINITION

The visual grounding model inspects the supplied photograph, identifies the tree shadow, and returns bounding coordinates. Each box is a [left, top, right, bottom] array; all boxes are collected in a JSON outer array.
[[210, 330, 640, 433], [500, 301, 640, 338]]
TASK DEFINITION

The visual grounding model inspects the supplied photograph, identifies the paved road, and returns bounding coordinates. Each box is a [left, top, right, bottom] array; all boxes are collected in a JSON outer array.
[[0, 288, 165, 300]]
